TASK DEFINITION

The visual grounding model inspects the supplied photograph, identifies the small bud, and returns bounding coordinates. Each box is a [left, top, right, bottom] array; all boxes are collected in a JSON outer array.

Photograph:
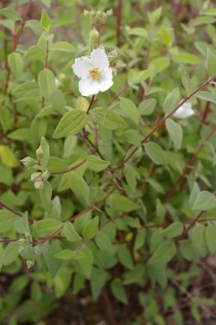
[[34, 179, 44, 190], [33, 244, 42, 255], [90, 28, 99, 43], [55, 78, 62, 89], [106, 9, 113, 16], [36, 146, 44, 160], [20, 157, 37, 168], [18, 238, 27, 246], [18, 245, 25, 253], [108, 49, 118, 58], [58, 73, 67, 83], [111, 60, 126, 72], [83, 10, 89, 16], [26, 259, 35, 269], [89, 10, 95, 17], [42, 170, 50, 181], [96, 10, 102, 18], [30, 172, 42, 182]]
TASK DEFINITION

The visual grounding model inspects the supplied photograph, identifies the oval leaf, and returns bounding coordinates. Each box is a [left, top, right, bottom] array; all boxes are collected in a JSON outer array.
[[53, 109, 87, 138]]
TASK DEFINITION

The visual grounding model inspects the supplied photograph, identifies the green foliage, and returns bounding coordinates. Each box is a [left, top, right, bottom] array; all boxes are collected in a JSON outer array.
[[1, 1, 216, 324]]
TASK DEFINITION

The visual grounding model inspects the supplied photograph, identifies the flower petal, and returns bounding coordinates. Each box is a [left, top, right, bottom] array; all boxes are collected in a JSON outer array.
[[79, 78, 101, 96], [91, 48, 109, 69], [98, 68, 113, 92], [72, 56, 92, 78], [174, 103, 194, 119]]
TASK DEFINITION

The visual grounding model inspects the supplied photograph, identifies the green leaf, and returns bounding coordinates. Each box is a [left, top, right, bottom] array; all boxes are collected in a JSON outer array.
[[138, 98, 157, 116], [54, 249, 84, 260], [194, 91, 216, 104], [82, 216, 99, 240], [189, 182, 200, 209], [166, 118, 183, 149], [125, 164, 137, 192], [53, 109, 87, 138], [207, 48, 216, 78], [111, 280, 128, 304], [87, 155, 110, 172], [0, 145, 19, 167], [70, 171, 90, 204], [3, 242, 19, 266], [117, 244, 134, 270], [7, 128, 32, 144], [160, 26, 173, 46], [91, 107, 128, 130], [127, 27, 148, 37], [180, 240, 199, 261], [47, 157, 69, 173], [95, 231, 114, 255], [144, 142, 167, 165], [123, 265, 145, 285], [38, 68, 56, 102], [120, 97, 139, 124], [97, 90, 110, 114], [40, 137, 50, 168], [40, 9, 52, 30], [24, 45, 45, 61], [50, 42, 76, 52], [107, 194, 140, 212], [49, 89, 67, 115], [77, 245, 93, 279], [34, 219, 62, 237], [148, 6, 162, 24], [134, 229, 146, 251], [191, 224, 208, 258], [0, 8, 21, 20], [146, 178, 165, 194], [206, 222, 216, 255], [8, 52, 23, 78], [39, 180, 53, 214], [0, 210, 16, 232], [163, 87, 180, 115], [63, 221, 82, 242], [160, 222, 183, 238], [173, 53, 201, 64], [129, 69, 156, 84], [148, 242, 176, 265], [181, 65, 193, 94], [122, 130, 141, 147], [192, 191, 216, 211], [12, 81, 39, 99], [0, 245, 4, 271]]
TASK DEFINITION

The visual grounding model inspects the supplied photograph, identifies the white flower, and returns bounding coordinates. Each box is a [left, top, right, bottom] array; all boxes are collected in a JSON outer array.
[[72, 48, 113, 96], [173, 102, 194, 119]]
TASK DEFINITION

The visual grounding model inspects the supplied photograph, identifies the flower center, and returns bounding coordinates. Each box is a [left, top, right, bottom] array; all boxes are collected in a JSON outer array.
[[89, 67, 101, 80]]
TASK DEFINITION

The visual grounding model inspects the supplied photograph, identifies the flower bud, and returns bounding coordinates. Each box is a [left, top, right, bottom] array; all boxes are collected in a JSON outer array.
[[30, 172, 42, 182], [106, 9, 113, 16], [33, 244, 42, 255], [90, 28, 99, 44], [18, 245, 25, 253], [83, 10, 89, 16], [112, 60, 126, 71], [42, 170, 50, 181], [18, 238, 27, 246], [36, 146, 44, 160], [58, 73, 67, 83], [108, 49, 118, 58], [34, 179, 44, 190], [26, 259, 35, 269], [55, 78, 62, 89], [20, 157, 37, 168]]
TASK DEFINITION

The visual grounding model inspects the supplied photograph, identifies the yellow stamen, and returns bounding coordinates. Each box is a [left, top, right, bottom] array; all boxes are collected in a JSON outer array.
[[89, 67, 101, 80]]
